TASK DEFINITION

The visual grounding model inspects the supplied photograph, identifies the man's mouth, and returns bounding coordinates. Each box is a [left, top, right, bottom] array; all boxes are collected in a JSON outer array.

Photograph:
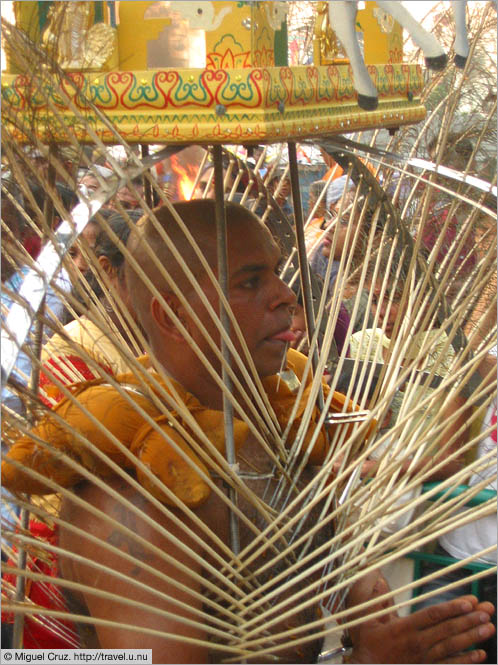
[[265, 327, 298, 344]]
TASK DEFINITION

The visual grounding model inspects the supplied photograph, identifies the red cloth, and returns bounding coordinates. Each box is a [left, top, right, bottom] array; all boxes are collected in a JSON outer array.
[[2, 521, 79, 648], [23, 236, 42, 261], [39, 355, 112, 407]]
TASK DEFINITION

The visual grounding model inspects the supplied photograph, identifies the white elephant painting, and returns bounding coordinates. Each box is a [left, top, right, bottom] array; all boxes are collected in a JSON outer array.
[[167, 1, 232, 31], [145, 1, 232, 31]]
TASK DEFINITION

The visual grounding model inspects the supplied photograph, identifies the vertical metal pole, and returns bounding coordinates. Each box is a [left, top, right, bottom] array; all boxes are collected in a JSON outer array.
[[12, 506, 29, 648], [13, 147, 57, 648], [140, 144, 154, 209], [212, 145, 240, 557], [287, 141, 325, 412], [12, 295, 46, 649]]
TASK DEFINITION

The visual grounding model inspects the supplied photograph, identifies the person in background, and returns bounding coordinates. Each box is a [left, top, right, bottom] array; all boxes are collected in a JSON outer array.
[[2, 211, 144, 650], [307, 176, 358, 289], [414, 295, 497, 664], [1, 180, 68, 417], [39, 210, 144, 406], [1, 179, 75, 648], [79, 167, 145, 212], [266, 166, 293, 220], [289, 278, 350, 358]]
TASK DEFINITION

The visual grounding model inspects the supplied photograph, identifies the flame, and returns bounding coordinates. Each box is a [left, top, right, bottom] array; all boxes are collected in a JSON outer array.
[[170, 154, 197, 200]]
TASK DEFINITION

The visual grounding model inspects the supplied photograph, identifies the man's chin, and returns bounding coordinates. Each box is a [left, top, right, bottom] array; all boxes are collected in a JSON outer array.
[[254, 345, 289, 378]]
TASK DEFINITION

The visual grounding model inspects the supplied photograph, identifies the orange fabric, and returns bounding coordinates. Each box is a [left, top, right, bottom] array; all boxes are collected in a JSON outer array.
[[2, 350, 363, 507], [322, 165, 344, 181]]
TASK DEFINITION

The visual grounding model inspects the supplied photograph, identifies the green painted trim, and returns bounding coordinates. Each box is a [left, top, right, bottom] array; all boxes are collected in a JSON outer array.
[[274, 22, 288, 67], [38, 1, 52, 31], [95, 1, 104, 23]]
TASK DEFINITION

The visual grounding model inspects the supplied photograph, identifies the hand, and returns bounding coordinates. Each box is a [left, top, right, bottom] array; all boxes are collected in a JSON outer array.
[[332, 457, 378, 479], [350, 595, 495, 663]]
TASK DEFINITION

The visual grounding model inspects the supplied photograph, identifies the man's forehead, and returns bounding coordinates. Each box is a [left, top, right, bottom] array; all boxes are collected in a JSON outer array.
[[130, 204, 280, 274], [227, 228, 281, 279]]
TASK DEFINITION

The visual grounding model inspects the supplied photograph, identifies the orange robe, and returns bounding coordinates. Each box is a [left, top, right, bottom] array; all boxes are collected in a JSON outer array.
[[2, 350, 358, 508]]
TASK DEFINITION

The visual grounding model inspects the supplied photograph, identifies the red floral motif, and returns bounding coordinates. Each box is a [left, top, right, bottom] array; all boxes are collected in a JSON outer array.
[[383, 63, 394, 96], [367, 64, 381, 96], [203, 68, 230, 106], [278, 66, 294, 102], [13, 74, 33, 111], [206, 49, 252, 70], [310, 67, 331, 104], [154, 70, 180, 107], [247, 68, 264, 106], [106, 71, 134, 109], [326, 66, 341, 102], [389, 47, 403, 64], [222, 48, 237, 70], [253, 46, 275, 68]]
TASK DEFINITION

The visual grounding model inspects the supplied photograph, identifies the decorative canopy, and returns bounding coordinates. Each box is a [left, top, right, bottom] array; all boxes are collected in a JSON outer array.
[[2, 1, 426, 145]]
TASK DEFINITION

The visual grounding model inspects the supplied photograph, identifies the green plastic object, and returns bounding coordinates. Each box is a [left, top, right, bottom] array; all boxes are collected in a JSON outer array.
[[407, 482, 495, 608], [421, 482, 496, 508]]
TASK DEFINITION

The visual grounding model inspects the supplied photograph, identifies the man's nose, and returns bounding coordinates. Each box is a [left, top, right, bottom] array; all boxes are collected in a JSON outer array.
[[378, 301, 388, 320], [73, 253, 89, 273], [269, 275, 297, 311]]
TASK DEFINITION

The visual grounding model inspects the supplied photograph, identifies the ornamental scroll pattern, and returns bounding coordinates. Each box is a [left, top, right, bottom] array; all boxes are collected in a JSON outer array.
[[2, 64, 424, 114]]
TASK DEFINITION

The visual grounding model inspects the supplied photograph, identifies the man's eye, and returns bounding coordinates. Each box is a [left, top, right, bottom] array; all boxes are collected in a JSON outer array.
[[240, 276, 259, 289]]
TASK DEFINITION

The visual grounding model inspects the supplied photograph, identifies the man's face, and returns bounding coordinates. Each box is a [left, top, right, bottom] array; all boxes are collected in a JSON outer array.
[[67, 222, 98, 283], [270, 176, 291, 207], [187, 221, 297, 378], [321, 191, 359, 260], [112, 185, 144, 211], [370, 281, 401, 338], [290, 303, 308, 353]]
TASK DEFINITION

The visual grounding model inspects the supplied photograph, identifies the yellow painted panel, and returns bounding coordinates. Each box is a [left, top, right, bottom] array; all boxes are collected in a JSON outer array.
[[117, 1, 172, 70], [359, 1, 403, 64]]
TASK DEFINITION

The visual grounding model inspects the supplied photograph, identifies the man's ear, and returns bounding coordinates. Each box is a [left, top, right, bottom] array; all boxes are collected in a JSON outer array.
[[150, 292, 189, 342], [98, 255, 115, 278]]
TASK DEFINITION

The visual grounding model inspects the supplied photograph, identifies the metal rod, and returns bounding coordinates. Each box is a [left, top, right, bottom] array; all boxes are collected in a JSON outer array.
[[212, 145, 240, 557], [12, 506, 29, 648], [13, 144, 57, 647], [140, 144, 154, 209], [287, 141, 325, 413]]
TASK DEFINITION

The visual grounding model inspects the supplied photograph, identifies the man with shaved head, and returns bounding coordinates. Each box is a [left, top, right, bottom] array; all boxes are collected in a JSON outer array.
[[18, 200, 495, 662], [125, 200, 297, 408]]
